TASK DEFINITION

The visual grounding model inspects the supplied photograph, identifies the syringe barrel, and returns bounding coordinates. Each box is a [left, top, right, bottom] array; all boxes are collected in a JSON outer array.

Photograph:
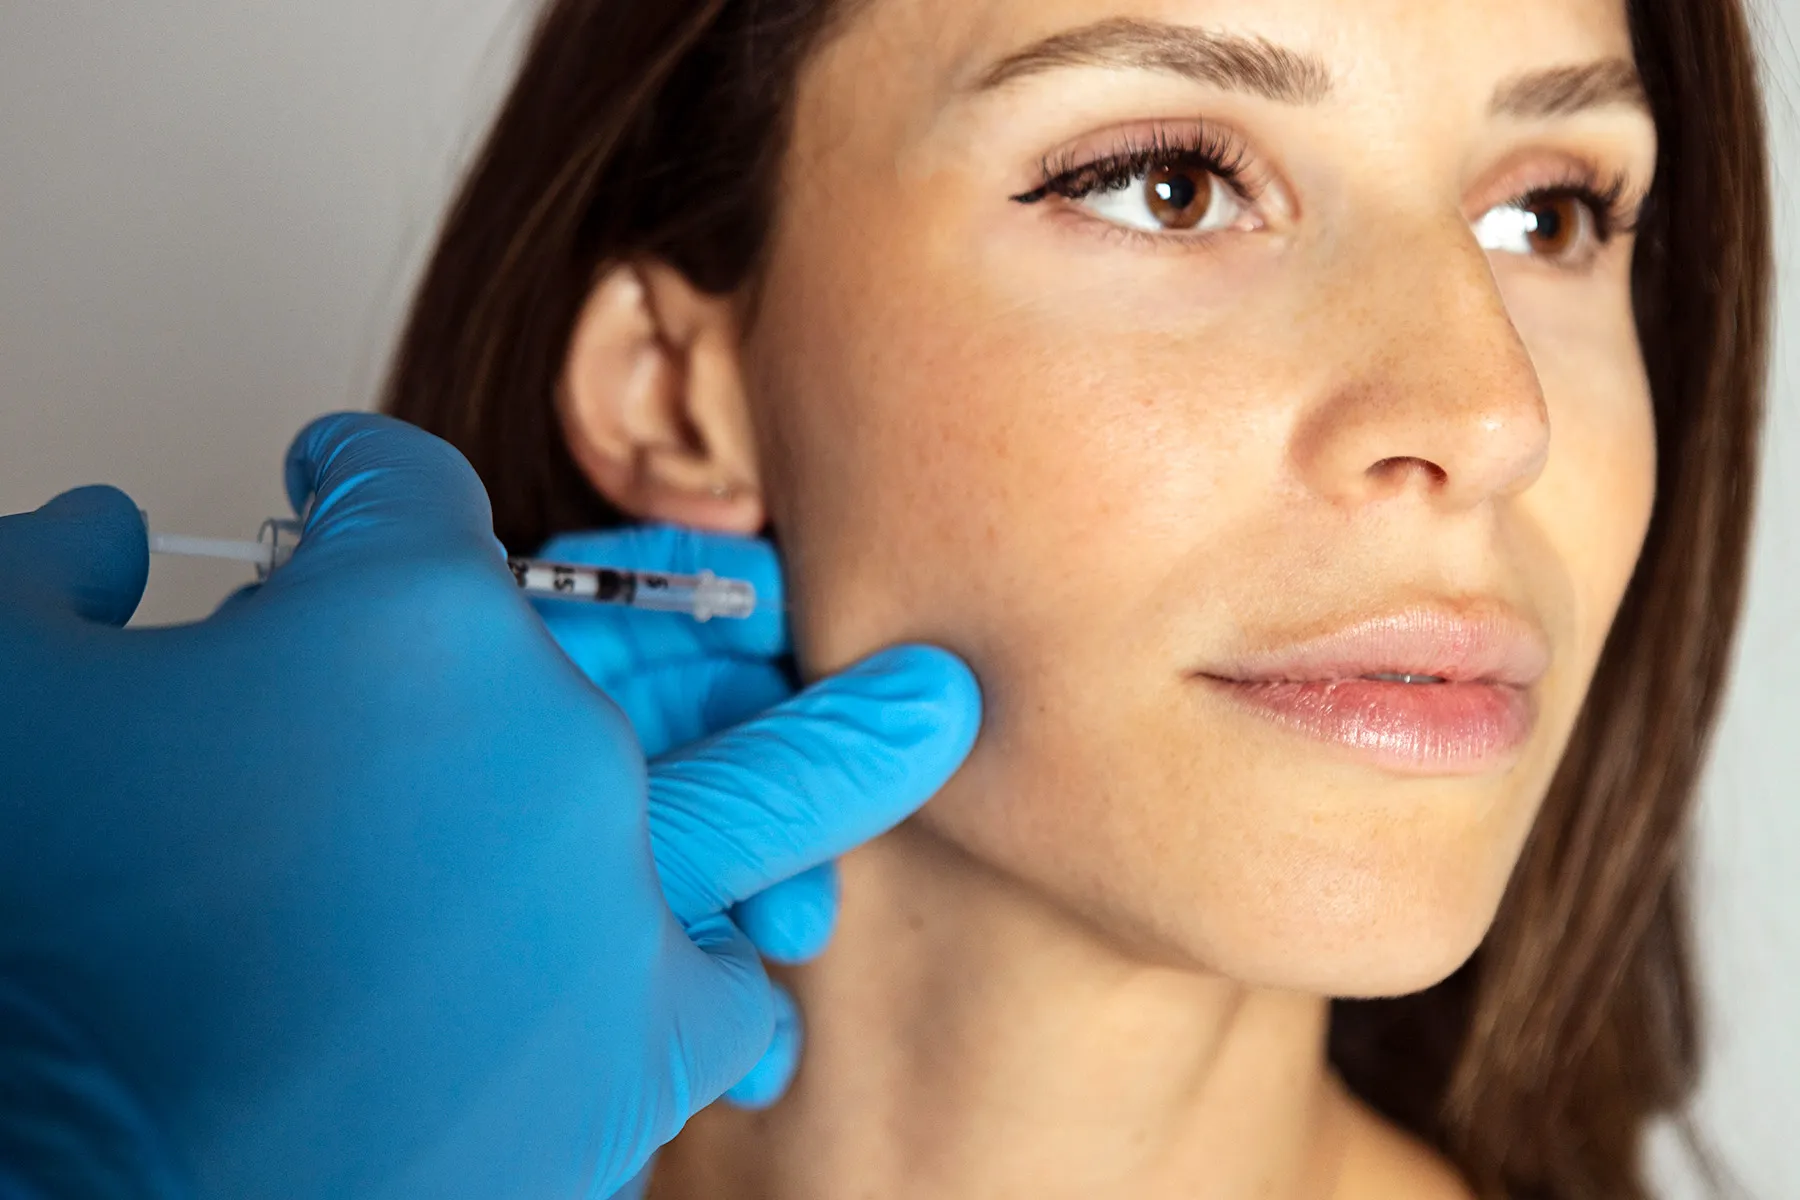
[[506, 561, 757, 621], [509, 560, 640, 604]]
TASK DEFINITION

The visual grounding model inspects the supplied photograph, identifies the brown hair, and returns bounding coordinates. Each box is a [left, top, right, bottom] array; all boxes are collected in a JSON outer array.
[[384, 1, 1770, 1195]]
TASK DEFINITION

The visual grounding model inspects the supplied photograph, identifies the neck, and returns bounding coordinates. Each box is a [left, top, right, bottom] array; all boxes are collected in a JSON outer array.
[[653, 822, 1355, 1200]]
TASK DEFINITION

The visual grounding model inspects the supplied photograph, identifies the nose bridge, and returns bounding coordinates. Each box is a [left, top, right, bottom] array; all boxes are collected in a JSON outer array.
[[1291, 213, 1550, 511]]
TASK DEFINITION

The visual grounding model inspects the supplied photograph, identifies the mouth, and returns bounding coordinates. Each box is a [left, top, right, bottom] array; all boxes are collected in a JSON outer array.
[[1194, 604, 1549, 776]]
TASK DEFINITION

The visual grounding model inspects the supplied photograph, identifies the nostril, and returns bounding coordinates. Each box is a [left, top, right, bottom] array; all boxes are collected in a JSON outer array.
[[1368, 456, 1448, 487]]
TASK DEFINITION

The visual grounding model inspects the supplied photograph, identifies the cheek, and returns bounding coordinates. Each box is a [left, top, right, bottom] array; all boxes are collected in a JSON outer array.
[[745, 251, 1274, 680], [1513, 288, 1658, 704]]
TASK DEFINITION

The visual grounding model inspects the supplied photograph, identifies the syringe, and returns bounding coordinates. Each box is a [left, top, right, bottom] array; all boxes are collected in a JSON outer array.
[[504, 558, 757, 622], [144, 515, 760, 622]]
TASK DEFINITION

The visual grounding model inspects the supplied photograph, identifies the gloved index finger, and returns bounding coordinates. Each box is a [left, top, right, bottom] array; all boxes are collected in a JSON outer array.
[[279, 412, 504, 572], [647, 644, 981, 928], [534, 524, 787, 667]]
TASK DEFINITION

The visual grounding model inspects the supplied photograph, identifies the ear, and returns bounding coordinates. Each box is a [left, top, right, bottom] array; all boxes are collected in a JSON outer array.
[[557, 260, 765, 533]]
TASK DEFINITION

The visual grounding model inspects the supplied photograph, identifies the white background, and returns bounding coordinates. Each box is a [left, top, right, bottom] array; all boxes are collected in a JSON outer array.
[[1, 3, 1793, 1193]]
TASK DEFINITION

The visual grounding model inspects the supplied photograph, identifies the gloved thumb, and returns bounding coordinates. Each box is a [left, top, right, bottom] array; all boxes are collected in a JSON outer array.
[[0, 486, 148, 627], [279, 412, 504, 573]]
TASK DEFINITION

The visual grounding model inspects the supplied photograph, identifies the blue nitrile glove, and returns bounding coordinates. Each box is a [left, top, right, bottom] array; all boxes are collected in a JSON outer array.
[[0, 412, 981, 1200]]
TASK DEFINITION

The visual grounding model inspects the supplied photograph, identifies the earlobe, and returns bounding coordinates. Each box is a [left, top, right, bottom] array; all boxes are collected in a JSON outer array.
[[557, 260, 765, 533]]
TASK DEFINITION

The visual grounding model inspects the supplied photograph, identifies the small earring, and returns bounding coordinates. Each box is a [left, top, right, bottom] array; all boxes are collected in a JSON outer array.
[[708, 481, 736, 500]]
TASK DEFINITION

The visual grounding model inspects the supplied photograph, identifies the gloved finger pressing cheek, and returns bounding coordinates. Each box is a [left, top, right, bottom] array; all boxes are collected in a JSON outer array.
[[0, 486, 148, 628], [534, 524, 787, 673], [648, 644, 981, 929], [731, 862, 841, 965], [606, 657, 792, 760], [723, 983, 802, 1110]]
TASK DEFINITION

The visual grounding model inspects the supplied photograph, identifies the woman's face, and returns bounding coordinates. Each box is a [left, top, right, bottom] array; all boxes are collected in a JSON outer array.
[[738, 0, 1657, 993]]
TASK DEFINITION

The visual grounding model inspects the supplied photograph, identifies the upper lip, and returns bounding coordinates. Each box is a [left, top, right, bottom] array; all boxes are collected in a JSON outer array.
[[1201, 603, 1550, 687]]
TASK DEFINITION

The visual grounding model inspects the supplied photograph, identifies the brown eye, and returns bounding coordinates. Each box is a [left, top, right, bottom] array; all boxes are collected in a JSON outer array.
[[1144, 164, 1216, 230], [1070, 155, 1254, 237], [1472, 191, 1602, 265], [1523, 195, 1585, 258]]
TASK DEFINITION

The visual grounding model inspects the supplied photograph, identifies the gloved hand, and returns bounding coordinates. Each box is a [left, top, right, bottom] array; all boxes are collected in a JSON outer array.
[[528, 527, 844, 1200], [529, 524, 841, 1112], [0, 412, 981, 1200]]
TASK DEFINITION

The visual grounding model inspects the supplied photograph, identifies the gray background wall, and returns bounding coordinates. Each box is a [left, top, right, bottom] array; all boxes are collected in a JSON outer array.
[[1, 3, 1793, 1193]]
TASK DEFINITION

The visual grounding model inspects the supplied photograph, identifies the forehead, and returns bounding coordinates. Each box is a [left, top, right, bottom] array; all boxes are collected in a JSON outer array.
[[801, 0, 1638, 136]]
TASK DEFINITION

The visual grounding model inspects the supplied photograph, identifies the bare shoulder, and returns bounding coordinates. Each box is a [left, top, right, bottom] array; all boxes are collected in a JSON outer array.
[[1330, 1087, 1478, 1200]]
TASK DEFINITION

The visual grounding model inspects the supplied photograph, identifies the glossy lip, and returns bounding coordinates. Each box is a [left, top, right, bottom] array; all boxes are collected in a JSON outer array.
[[1193, 604, 1551, 775]]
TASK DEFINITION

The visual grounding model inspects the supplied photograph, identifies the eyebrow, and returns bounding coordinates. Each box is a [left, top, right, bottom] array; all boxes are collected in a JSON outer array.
[[1488, 58, 1648, 118], [971, 18, 1331, 103], [970, 19, 1649, 123]]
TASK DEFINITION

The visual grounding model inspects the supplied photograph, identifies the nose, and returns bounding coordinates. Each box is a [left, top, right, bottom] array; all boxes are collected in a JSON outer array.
[[1289, 219, 1550, 511]]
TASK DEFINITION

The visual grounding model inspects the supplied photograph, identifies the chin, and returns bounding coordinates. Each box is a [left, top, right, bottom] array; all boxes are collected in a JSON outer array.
[[929, 769, 1523, 1001], [1141, 847, 1514, 999], [1258, 911, 1496, 1000]]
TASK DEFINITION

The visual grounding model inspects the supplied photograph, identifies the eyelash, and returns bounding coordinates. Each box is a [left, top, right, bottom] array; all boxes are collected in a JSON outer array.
[[1012, 127, 1263, 210], [1511, 167, 1640, 244], [1011, 125, 1642, 251]]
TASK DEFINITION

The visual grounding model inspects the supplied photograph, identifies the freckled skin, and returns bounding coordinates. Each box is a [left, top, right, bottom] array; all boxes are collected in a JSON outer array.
[[737, 0, 1655, 999]]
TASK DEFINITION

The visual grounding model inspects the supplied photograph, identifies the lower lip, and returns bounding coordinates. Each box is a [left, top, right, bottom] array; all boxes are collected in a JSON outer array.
[[1199, 677, 1535, 774]]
